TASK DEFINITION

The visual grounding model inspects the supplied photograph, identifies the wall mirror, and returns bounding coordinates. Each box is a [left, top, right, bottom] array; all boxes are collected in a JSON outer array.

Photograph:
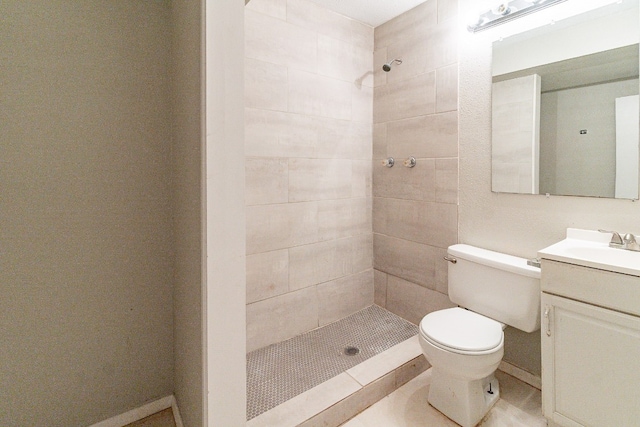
[[491, 0, 640, 199]]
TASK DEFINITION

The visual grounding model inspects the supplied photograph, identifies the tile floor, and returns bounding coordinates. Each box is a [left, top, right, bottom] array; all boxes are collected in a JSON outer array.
[[340, 369, 547, 427], [247, 335, 426, 426], [247, 305, 417, 420]]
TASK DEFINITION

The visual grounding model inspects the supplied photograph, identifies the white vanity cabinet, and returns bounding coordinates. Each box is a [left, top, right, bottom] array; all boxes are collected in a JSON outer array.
[[540, 260, 640, 427]]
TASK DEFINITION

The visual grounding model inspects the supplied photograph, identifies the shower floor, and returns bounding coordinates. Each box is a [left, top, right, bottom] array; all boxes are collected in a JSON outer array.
[[246, 304, 418, 420]]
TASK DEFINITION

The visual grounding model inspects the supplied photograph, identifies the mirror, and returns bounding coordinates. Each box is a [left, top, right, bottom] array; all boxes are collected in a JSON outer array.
[[491, 0, 640, 199]]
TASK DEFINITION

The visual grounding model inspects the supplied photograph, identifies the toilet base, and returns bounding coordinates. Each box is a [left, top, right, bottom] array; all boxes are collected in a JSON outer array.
[[428, 369, 500, 427]]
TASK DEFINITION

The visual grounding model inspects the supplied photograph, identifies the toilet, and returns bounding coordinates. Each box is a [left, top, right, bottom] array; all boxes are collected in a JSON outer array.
[[419, 244, 541, 427]]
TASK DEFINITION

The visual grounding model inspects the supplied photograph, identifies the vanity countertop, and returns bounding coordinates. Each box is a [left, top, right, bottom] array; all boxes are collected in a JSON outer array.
[[538, 228, 640, 277]]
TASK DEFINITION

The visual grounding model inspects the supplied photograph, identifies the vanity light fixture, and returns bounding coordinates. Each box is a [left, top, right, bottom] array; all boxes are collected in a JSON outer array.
[[467, 0, 567, 32]]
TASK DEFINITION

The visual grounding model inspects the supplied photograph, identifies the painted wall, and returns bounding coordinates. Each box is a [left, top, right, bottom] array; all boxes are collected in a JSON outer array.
[[244, 0, 375, 352], [205, 0, 247, 424], [372, 0, 459, 325], [1, 1, 174, 425], [493, 5, 638, 77], [171, 0, 203, 425], [459, 0, 640, 376]]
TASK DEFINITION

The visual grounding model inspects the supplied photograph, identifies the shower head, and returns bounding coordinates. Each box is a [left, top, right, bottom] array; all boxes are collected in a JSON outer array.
[[382, 58, 402, 72]]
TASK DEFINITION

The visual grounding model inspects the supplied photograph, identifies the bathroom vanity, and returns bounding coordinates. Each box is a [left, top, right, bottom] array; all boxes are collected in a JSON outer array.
[[538, 229, 640, 427]]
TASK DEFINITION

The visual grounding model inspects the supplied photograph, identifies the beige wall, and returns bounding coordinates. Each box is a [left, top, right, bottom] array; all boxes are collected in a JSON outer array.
[[492, 6, 638, 77], [244, 0, 375, 352], [1, 1, 174, 425], [459, 0, 640, 375], [204, 0, 247, 424], [372, 0, 459, 325], [171, 0, 203, 426]]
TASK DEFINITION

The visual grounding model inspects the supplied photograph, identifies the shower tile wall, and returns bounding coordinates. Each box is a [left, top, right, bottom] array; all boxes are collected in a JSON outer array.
[[373, 0, 459, 325], [245, 0, 374, 352]]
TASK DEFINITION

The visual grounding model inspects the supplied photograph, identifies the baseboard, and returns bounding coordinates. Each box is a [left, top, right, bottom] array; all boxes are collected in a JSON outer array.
[[89, 395, 184, 427], [171, 396, 185, 427], [498, 361, 541, 390]]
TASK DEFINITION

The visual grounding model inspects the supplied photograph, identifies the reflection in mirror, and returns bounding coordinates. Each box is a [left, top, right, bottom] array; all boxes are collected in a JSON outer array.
[[491, 0, 640, 199]]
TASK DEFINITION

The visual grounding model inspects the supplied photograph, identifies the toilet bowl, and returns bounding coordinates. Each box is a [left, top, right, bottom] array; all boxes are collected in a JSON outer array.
[[419, 308, 504, 427], [418, 245, 540, 427]]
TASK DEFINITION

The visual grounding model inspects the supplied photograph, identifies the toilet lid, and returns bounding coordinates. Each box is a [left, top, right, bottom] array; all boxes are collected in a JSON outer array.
[[420, 308, 503, 352]]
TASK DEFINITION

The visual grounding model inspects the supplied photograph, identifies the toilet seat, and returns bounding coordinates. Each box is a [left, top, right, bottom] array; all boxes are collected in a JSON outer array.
[[420, 308, 504, 355]]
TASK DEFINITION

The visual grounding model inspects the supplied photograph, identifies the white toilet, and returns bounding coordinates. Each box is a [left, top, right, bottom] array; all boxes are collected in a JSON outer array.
[[418, 244, 541, 427]]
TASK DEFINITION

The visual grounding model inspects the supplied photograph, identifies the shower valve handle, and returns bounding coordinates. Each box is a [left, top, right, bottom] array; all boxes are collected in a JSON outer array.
[[403, 157, 416, 168]]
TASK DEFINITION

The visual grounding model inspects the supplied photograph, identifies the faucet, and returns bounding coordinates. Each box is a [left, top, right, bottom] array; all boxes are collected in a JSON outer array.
[[623, 233, 640, 252], [599, 229, 624, 247], [599, 229, 640, 252]]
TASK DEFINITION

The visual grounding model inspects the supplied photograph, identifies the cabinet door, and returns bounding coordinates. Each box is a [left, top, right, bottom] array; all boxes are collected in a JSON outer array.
[[541, 293, 640, 427]]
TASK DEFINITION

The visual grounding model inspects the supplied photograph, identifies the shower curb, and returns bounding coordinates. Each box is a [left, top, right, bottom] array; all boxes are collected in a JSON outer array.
[[300, 354, 429, 427]]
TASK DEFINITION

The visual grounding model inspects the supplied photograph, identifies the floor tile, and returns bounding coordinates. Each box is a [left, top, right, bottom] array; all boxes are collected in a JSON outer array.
[[247, 305, 417, 419], [341, 369, 546, 427]]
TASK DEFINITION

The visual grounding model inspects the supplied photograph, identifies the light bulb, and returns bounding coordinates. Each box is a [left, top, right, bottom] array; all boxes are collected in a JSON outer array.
[[494, 3, 512, 15]]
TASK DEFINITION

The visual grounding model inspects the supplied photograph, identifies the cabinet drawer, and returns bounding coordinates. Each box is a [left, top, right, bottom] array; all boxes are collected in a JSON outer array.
[[541, 260, 640, 317]]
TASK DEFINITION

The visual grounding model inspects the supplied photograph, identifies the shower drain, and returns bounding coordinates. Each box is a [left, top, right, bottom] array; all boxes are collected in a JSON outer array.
[[343, 346, 360, 356]]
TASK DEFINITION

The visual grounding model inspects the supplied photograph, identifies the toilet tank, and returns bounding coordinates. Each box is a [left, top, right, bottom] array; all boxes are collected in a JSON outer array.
[[447, 244, 541, 333]]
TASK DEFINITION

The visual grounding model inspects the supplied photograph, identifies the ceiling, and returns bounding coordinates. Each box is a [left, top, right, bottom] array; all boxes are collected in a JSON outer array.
[[305, 0, 429, 27]]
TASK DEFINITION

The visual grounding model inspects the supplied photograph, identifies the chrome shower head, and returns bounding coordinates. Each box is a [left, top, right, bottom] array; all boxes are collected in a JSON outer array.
[[382, 58, 403, 72]]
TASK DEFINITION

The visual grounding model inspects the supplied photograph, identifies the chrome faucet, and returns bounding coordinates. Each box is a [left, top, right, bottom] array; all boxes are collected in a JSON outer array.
[[599, 229, 623, 246], [599, 229, 640, 252], [623, 233, 640, 251]]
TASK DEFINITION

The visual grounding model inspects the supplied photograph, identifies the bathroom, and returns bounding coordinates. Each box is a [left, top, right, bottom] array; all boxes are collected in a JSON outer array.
[[2, 0, 639, 426]]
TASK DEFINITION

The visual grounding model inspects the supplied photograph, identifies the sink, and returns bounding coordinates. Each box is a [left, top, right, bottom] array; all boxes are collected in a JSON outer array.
[[538, 229, 640, 277], [564, 245, 640, 268]]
